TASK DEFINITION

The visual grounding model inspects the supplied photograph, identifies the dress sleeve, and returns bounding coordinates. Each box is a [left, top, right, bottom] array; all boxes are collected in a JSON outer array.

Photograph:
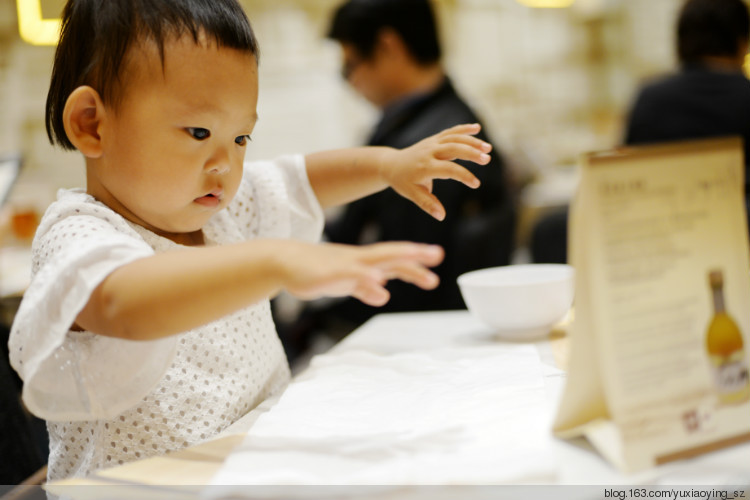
[[228, 154, 324, 242], [8, 195, 178, 421]]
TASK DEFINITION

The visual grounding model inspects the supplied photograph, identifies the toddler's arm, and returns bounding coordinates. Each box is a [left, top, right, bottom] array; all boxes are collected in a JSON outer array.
[[75, 239, 443, 341], [305, 123, 492, 221]]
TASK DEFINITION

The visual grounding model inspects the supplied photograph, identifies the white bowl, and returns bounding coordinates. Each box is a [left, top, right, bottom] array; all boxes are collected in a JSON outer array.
[[457, 264, 574, 340]]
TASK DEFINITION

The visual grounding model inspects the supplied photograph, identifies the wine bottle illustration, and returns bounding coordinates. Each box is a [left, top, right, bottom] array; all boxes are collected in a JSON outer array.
[[705, 270, 750, 405]]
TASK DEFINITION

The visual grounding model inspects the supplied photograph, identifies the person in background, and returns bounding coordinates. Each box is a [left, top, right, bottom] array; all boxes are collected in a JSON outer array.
[[9, 0, 493, 480], [624, 0, 750, 171], [279, 0, 516, 353], [530, 0, 750, 265]]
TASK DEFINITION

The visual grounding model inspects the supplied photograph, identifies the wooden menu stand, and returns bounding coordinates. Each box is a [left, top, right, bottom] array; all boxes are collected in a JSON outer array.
[[554, 137, 750, 472]]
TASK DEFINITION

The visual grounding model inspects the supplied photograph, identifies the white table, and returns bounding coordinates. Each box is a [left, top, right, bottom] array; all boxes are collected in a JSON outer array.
[[46, 311, 750, 499]]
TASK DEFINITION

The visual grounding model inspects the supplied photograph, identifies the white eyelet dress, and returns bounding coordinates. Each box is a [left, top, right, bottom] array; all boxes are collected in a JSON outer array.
[[8, 155, 324, 481]]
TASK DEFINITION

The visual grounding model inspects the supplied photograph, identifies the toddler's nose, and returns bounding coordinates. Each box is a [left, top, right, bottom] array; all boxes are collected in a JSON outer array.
[[205, 151, 231, 174], [207, 162, 230, 174]]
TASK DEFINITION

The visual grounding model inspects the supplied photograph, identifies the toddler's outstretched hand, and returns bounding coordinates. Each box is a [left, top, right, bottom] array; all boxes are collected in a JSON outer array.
[[282, 241, 444, 306], [379, 123, 492, 221]]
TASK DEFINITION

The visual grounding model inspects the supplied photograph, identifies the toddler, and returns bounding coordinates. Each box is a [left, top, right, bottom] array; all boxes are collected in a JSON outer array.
[[9, 0, 492, 480]]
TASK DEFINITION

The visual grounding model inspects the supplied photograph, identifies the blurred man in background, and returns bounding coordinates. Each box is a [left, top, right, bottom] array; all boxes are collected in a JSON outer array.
[[327, 0, 515, 316], [624, 0, 750, 167], [531, 0, 750, 265], [278, 0, 516, 357]]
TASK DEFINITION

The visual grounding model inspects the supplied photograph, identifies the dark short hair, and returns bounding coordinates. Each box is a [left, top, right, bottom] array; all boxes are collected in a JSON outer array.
[[45, 0, 260, 150], [328, 0, 441, 65], [677, 0, 749, 65]]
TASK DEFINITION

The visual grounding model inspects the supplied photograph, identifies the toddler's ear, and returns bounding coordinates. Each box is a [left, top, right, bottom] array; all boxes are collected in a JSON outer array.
[[62, 86, 106, 158]]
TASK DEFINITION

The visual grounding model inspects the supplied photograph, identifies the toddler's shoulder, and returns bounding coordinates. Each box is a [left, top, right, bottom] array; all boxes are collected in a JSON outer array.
[[40, 188, 119, 224], [32, 189, 149, 272], [37, 189, 137, 240]]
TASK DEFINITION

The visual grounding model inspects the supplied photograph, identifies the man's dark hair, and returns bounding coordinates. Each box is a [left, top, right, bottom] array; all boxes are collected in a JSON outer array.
[[45, 0, 260, 150], [328, 0, 441, 65], [677, 0, 749, 65]]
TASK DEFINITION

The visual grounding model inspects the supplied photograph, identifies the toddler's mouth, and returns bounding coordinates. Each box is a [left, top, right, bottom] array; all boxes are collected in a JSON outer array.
[[194, 189, 223, 207]]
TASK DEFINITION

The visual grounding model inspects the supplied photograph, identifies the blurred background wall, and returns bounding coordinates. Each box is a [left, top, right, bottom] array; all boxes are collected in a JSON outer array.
[[0, 0, 713, 227]]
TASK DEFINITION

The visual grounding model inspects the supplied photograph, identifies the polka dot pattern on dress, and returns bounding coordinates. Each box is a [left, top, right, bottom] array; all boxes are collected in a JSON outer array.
[[10, 156, 322, 481], [46, 304, 290, 480]]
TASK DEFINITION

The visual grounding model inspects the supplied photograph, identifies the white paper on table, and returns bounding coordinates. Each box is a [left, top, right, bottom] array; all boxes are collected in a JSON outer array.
[[205, 344, 557, 498]]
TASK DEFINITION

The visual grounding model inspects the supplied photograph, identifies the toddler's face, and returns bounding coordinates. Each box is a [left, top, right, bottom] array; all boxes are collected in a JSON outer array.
[[88, 34, 259, 244]]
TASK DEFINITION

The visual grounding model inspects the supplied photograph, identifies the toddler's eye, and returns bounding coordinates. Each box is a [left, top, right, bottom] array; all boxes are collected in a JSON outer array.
[[235, 135, 252, 146], [187, 128, 210, 140]]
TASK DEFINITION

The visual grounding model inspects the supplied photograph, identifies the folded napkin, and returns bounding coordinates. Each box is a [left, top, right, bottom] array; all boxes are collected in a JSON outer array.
[[206, 345, 557, 498]]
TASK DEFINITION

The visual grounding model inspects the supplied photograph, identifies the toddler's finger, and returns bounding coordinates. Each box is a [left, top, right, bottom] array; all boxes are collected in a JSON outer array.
[[352, 279, 390, 306], [398, 185, 446, 221], [418, 160, 481, 189], [439, 134, 493, 153], [360, 242, 444, 267], [381, 261, 440, 290], [408, 243, 445, 267], [438, 123, 481, 137], [435, 143, 491, 166]]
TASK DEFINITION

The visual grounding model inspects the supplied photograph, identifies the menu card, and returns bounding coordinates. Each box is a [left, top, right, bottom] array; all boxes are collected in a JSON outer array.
[[553, 137, 750, 472]]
